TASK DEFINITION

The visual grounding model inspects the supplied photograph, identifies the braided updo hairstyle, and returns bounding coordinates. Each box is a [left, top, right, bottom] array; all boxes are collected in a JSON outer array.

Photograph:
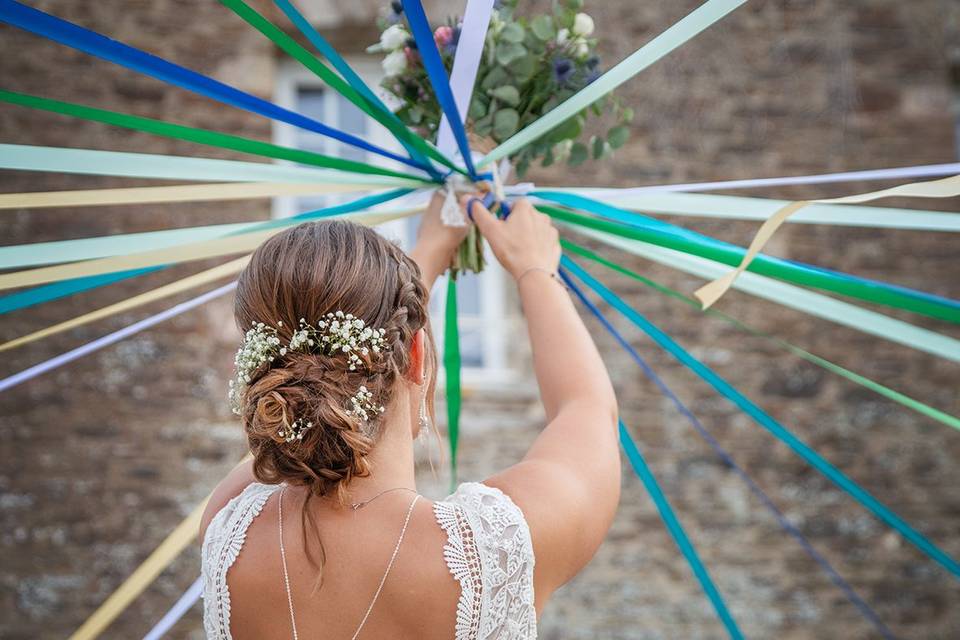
[[233, 219, 437, 506]]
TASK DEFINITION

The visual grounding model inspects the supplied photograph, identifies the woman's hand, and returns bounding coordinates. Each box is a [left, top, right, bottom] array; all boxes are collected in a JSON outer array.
[[461, 196, 560, 280], [410, 191, 472, 289]]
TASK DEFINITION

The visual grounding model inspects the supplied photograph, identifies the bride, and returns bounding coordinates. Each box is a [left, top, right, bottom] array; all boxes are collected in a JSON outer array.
[[199, 193, 620, 639]]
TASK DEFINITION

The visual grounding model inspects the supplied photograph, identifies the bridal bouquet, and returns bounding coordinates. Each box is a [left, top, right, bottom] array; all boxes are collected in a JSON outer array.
[[369, 0, 632, 178]]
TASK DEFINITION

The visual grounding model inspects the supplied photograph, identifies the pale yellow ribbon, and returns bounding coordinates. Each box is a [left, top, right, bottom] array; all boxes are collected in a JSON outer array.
[[0, 182, 413, 210], [0, 257, 248, 352], [694, 174, 960, 309], [0, 208, 422, 291]]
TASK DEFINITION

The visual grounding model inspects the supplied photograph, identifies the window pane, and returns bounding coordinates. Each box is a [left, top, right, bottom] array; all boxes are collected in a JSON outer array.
[[336, 92, 368, 162]]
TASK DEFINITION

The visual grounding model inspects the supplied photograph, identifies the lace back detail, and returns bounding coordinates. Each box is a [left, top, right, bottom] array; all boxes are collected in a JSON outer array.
[[433, 482, 537, 640], [201, 482, 280, 640]]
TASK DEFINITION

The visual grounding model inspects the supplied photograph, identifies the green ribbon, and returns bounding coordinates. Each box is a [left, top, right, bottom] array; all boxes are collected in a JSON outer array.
[[479, 0, 746, 166], [567, 223, 960, 363], [0, 90, 430, 183], [221, 0, 458, 177], [539, 203, 960, 323], [444, 277, 462, 490], [563, 255, 960, 580], [562, 239, 960, 433]]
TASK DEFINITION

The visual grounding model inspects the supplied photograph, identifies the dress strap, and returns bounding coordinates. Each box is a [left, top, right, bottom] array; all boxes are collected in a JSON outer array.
[[277, 490, 422, 640]]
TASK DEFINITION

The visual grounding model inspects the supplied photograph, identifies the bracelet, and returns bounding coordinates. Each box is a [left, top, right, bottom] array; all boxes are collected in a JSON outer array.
[[515, 266, 568, 291]]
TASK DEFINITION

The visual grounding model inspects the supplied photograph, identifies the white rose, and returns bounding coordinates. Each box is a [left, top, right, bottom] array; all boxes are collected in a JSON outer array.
[[576, 39, 589, 58], [382, 49, 407, 77], [572, 13, 594, 37], [380, 24, 409, 50], [556, 28, 569, 45]]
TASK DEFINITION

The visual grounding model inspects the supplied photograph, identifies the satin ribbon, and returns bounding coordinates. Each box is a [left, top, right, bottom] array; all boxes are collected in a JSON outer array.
[[0, 190, 415, 290], [0, 269, 161, 316], [221, 0, 447, 179], [0, 258, 248, 352], [563, 270, 894, 638], [444, 277, 462, 489], [696, 174, 960, 309], [435, 0, 495, 157], [535, 196, 960, 323], [537, 189, 960, 231], [562, 255, 960, 580], [566, 223, 960, 363], [550, 162, 960, 195], [0, 91, 427, 182], [0, 144, 421, 185], [561, 238, 960, 433], [142, 577, 202, 640], [0, 182, 404, 213], [480, 0, 747, 166], [270, 0, 454, 178], [402, 0, 478, 178], [0, 0, 431, 173]]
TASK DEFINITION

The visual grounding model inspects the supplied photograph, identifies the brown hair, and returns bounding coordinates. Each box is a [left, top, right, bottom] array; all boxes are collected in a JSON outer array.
[[232, 219, 437, 587]]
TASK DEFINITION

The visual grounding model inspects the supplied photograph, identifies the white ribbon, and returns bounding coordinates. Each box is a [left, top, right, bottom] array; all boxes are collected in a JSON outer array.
[[434, 0, 496, 159], [141, 577, 202, 640]]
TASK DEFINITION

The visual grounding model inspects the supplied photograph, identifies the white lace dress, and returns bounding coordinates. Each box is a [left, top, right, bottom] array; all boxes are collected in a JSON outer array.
[[201, 481, 537, 640]]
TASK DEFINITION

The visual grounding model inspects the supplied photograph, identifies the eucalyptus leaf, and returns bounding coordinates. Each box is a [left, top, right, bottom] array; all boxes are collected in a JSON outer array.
[[541, 148, 555, 167], [530, 15, 555, 41], [500, 22, 525, 43], [481, 67, 510, 90], [592, 135, 605, 159], [489, 85, 520, 107], [473, 113, 494, 137], [496, 42, 527, 66], [607, 125, 630, 149], [509, 54, 537, 82], [569, 142, 588, 166], [493, 108, 520, 141], [547, 116, 581, 142], [468, 96, 488, 120]]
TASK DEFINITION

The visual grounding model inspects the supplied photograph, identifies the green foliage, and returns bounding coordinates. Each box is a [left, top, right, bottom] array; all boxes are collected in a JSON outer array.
[[373, 0, 630, 172], [489, 85, 520, 107], [493, 108, 520, 141]]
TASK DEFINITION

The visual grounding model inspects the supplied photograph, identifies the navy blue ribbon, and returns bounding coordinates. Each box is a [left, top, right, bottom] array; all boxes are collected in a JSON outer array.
[[401, 0, 478, 179], [562, 266, 896, 639], [0, 0, 430, 173], [561, 254, 960, 580]]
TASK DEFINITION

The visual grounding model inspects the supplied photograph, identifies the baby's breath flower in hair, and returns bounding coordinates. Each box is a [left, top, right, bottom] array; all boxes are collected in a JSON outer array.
[[228, 312, 391, 441]]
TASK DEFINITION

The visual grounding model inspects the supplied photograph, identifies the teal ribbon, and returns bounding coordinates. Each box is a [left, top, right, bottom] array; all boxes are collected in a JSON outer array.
[[0, 190, 414, 315], [618, 420, 744, 639], [561, 254, 960, 580], [535, 193, 960, 323]]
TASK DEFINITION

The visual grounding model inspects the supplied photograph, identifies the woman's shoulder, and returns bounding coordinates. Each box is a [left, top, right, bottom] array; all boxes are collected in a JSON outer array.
[[199, 459, 266, 542]]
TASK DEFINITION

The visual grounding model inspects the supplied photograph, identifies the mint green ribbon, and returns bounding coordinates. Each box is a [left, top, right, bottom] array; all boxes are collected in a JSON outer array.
[[480, 0, 747, 166], [562, 238, 960, 433], [562, 255, 960, 580]]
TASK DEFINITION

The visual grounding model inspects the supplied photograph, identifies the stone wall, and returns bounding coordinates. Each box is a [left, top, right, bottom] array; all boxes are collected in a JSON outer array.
[[1, 1, 958, 638]]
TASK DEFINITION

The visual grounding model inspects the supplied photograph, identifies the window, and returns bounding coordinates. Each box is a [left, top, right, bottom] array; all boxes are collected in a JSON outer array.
[[273, 57, 513, 386]]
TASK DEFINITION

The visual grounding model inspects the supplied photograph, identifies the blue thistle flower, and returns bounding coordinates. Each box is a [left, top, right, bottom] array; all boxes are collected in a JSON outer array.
[[391, 1, 403, 14], [552, 57, 574, 86]]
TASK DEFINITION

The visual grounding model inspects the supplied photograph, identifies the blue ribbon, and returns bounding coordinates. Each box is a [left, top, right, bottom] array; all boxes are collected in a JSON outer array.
[[561, 254, 960, 581], [559, 270, 743, 639], [535, 190, 960, 321], [272, 0, 442, 180], [401, 0, 478, 179], [0, 0, 429, 173], [562, 267, 896, 639], [0, 189, 414, 316]]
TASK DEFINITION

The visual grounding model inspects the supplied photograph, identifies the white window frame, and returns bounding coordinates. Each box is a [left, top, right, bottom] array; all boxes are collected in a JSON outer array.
[[272, 56, 516, 388]]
